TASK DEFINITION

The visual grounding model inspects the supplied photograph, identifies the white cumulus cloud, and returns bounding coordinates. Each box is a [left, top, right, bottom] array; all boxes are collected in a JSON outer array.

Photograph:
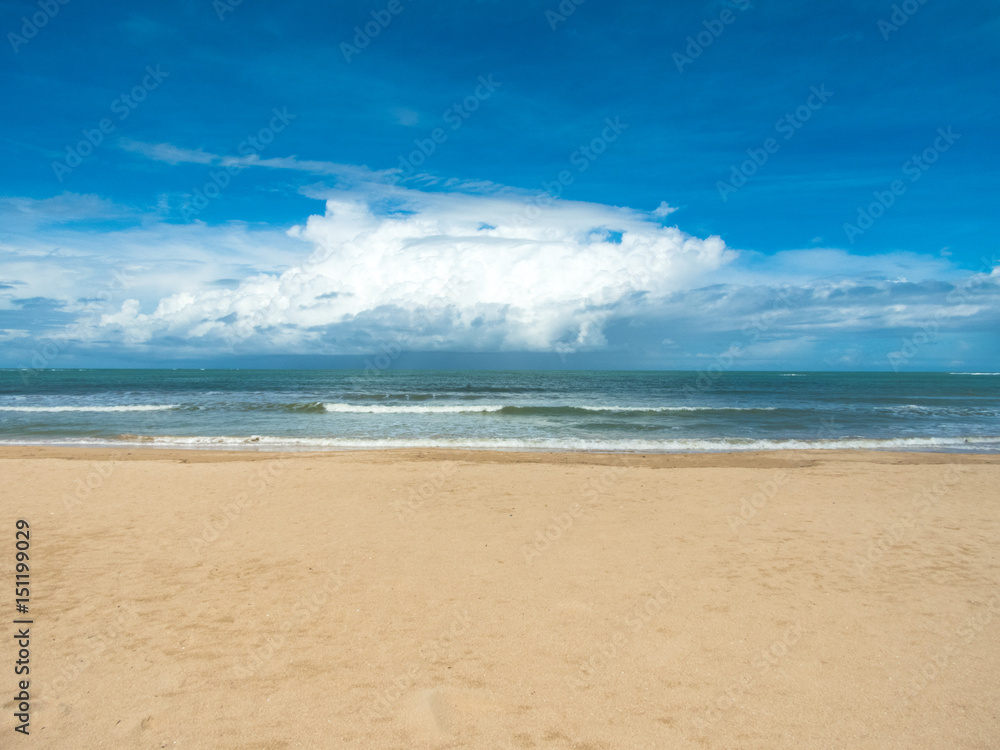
[[92, 185, 736, 353]]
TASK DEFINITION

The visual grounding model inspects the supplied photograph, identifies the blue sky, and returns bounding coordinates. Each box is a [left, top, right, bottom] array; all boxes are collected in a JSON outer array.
[[1, 0, 998, 370]]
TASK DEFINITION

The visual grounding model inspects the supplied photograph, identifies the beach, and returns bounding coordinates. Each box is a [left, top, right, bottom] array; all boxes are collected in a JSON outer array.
[[2, 447, 999, 748]]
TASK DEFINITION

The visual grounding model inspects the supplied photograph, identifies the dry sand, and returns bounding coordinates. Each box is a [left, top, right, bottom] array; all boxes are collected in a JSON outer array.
[[2, 447, 999, 749]]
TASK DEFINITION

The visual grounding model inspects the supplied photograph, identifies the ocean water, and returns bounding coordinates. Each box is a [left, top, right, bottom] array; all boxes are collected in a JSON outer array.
[[0, 369, 998, 453]]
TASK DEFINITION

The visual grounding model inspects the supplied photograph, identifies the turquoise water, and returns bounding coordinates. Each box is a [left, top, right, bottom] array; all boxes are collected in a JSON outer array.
[[1, 369, 998, 452]]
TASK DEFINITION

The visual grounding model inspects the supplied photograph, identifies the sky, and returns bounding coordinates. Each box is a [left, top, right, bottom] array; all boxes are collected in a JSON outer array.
[[1, 0, 998, 371]]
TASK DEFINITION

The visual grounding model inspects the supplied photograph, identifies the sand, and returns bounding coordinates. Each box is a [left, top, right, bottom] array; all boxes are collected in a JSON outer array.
[[2, 447, 999, 749]]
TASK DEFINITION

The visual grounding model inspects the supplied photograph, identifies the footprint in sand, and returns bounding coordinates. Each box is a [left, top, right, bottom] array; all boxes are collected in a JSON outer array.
[[399, 687, 498, 741]]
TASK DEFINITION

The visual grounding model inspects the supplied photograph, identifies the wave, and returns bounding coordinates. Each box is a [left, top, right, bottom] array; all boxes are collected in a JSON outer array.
[[949, 372, 1000, 376], [255, 401, 328, 413], [574, 405, 777, 413], [320, 403, 779, 416], [0, 405, 179, 413], [0, 401, 781, 416], [326, 393, 444, 401], [5, 434, 998, 453], [323, 403, 505, 414], [875, 405, 999, 415]]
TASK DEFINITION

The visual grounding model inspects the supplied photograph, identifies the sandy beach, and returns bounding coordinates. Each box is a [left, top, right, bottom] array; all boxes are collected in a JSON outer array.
[[2, 447, 999, 749]]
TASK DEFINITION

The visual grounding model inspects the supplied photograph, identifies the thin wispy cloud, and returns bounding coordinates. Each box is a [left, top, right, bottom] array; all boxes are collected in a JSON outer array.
[[119, 138, 386, 182]]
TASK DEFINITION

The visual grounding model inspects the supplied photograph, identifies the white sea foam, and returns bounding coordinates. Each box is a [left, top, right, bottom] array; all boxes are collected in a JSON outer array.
[[575, 406, 777, 412], [4, 435, 997, 453], [323, 403, 505, 414], [319, 403, 777, 414], [0, 405, 179, 413], [875, 405, 998, 415]]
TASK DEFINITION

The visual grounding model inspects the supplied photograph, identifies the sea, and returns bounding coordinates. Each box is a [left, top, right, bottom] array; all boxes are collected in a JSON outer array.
[[1, 369, 998, 453]]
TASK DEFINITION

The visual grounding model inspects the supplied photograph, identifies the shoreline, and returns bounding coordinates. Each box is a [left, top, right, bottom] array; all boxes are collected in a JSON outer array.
[[3, 445, 1000, 465]]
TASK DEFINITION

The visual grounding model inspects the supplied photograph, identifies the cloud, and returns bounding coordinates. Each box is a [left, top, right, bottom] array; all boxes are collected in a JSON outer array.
[[3, 178, 998, 368], [660, 272, 1000, 334], [392, 108, 421, 127], [11, 297, 65, 311], [0, 193, 133, 226], [118, 139, 389, 184], [118, 140, 217, 165], [727, 247, 962, 286], [87, 185, 735, 353], [0, 202, 309, 324]]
